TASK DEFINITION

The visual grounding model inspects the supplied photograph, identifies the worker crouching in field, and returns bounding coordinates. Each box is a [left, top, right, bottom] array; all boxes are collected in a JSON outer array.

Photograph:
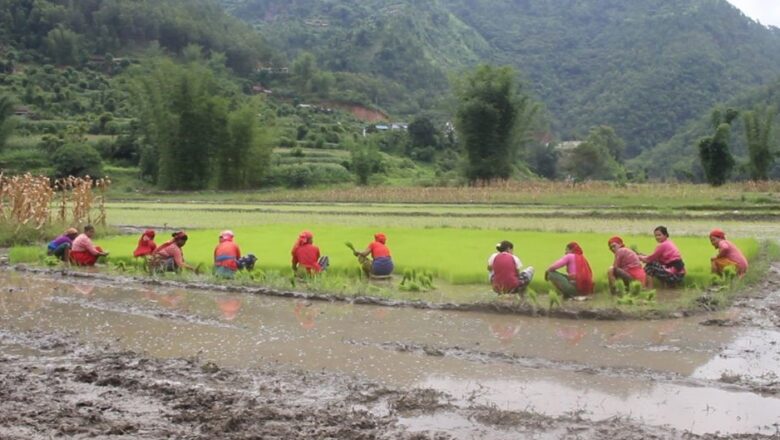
[[607, 236, 646, 294], [47, 227, 79, 262], [69, 225, 109, 266], [545, 242, 594, 299], [213, 230, 253, 279], [489, 240, 534, 295], [133, 229, 157, 258], [150, 231, 194, 273], [292, 231, 329, 275], [709, 229, 748, 277], [354, 233, 394, 277], [639, 226, 686, 288]]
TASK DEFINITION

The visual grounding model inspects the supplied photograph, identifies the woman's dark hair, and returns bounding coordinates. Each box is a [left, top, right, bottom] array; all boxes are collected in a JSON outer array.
[[84, 224, 95, 233], [498, 240, 514, 252], [654, 226, 669, 237]]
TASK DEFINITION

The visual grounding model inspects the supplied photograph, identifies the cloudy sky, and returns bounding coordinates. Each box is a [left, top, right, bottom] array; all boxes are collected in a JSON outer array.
[[727, 0, 780, 27]]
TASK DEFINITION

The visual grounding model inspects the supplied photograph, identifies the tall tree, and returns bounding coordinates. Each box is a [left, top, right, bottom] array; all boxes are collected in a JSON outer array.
[[0, 94, 15, 151], [698, 109, 737, 186], [743, 106, 776, 181], [454, 65, 528, 182], [45, 25, 81, 65], [218, 101, 272, 189]]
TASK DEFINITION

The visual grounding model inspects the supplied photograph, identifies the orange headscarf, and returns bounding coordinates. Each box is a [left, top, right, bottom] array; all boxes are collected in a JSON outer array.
[[374, 233, 387, 244], [567, 242, 594, 295], [608, 236, 624, 247], [709, 229, 726, 239]]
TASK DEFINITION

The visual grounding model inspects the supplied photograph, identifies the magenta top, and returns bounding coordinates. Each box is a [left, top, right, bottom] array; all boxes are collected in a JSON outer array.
[[547, 253, 576, 276], [645, 239, 682, 265]]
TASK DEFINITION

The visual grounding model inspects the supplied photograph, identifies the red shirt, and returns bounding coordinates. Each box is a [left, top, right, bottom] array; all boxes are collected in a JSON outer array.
[[214, 241, 241, 270], [491, 252, 520, 292], [368, 241, 391, 258], [292, 243, 321, 273]]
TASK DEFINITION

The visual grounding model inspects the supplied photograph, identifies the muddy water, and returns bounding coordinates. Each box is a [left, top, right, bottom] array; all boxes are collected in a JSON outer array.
[[1, 270, 779, 437]]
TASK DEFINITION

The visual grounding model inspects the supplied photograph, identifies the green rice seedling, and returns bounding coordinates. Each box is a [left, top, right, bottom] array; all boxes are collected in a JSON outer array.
[[613, 280, 627, 297], [548, 289, 562, 309], [723, 265, 738, 283], [628, 280, 643, 297], [43, 256, 60, 267], [344, 242, 356, 253], [709, 273, 726, 287], [526, 288, 539, 306]]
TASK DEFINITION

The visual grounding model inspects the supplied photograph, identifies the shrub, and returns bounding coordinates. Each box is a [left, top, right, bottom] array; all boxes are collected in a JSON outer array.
[[51, 143, 103, 178]]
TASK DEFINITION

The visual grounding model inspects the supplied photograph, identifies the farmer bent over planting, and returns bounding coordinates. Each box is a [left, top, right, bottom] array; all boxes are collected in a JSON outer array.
[[150, 231, 194, 273], [545, 242, 594, 298], [639, 226, 686, 288], [353, 232, 394, 277], [133, 229, 157, 258], [213, 230, 247, 278], [607, 236, 646, 294], [292, 231, 329, 275], [489, 240, 534, 294], [709, 229, 748, 276], [47, 227, 79, 262], [69, 225, 109, 266]]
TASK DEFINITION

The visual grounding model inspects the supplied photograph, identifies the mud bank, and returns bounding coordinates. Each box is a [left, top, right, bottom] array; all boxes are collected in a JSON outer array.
[[5, 263, 768, 321], [0, 329, 768, 440]]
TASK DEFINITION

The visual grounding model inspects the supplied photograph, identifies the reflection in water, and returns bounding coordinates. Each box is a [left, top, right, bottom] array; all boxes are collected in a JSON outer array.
[[71, 284, 95, 297], [606, 327, 634, 344], [555, 326, 587, 346], [294, 301, 320, 330], [142, 289, 185, 309], [216, 296, 242, 321], [651, 320, 680, 345], [487, 318, 521, 343]]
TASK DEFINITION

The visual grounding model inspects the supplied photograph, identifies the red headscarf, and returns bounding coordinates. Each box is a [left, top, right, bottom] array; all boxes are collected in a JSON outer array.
[[608, 236, 624, 247], [133, 229, 157, 257], [709, 229, 726, 239], [374, 233, 387, 244], [292, 231, 313, 253], [567, 242, 594, 294]]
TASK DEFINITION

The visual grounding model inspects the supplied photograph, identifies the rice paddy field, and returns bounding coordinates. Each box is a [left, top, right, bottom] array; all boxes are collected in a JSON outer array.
[[9, 182, 778, 307], [96, 224, 759, 290]]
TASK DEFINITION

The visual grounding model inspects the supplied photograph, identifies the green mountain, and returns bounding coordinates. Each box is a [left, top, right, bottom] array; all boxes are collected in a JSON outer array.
[[221, 0, 492, 114], [221, 0, 780, 158]]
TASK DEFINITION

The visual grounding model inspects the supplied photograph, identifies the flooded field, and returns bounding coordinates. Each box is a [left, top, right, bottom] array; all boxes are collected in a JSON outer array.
[[2, 266, 780, 439]]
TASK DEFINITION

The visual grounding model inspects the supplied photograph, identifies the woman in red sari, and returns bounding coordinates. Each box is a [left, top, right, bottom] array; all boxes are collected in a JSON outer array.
[[133, 229, 157, 258], [544, 242, 594, 298]]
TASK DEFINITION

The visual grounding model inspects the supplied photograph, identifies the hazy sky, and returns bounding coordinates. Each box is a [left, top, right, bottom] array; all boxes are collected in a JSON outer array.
[[727, 0, 780, 27]]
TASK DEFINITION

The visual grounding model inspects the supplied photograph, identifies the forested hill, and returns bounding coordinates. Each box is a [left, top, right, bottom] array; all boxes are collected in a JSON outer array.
[[220, 0, 780, 157], [0, 0, 279, 75], [220, 0, 492, 114]]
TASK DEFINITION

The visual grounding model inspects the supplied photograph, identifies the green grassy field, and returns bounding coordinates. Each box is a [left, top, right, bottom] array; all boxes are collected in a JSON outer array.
[[92, 225, 758, 291]]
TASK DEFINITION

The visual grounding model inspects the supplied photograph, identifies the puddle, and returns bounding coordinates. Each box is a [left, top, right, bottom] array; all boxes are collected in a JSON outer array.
[[1, 270, 779, 436]]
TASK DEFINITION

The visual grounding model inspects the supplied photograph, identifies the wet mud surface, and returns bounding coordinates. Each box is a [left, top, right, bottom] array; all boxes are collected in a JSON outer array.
[[2, 331, 770, 440], [1, 264, 780, 438]]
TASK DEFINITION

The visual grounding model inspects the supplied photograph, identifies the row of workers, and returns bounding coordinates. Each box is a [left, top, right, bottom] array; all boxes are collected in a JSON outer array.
[[47, 225, 747, 296], [487, 226, 748, 297], [46, 227, 390, 278]]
